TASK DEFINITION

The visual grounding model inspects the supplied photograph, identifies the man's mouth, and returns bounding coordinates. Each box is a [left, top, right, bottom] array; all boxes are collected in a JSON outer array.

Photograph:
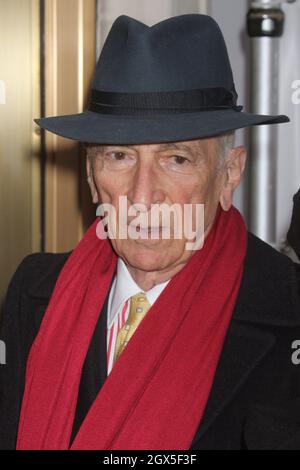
[[128, 224, 169, 239]]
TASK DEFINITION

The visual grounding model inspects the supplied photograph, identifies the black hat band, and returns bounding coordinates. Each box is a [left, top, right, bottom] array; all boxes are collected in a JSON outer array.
[[89, 88, 243, 116]]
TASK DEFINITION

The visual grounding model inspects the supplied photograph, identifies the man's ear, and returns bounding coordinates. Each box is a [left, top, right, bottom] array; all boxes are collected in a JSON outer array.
[[219, 146, 247, 212], [86, 156, 99, 204]]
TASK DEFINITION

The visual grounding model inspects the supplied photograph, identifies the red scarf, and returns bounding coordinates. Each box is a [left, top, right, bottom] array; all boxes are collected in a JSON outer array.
[[17, 206, 247, 450]]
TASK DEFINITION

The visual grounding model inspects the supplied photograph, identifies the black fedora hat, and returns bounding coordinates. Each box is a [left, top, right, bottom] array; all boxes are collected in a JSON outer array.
[[35, 14, 289, 144]]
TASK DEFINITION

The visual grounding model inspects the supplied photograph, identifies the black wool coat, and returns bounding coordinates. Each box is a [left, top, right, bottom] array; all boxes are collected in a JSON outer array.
[[1, 232, 300, 450]]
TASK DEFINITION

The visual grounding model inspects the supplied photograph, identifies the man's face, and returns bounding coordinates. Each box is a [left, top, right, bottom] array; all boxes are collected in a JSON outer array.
[[86, 138, 245, 273]]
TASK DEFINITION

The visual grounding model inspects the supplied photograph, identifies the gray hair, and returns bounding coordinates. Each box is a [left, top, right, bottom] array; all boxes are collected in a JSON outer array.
[[216, 131, 236, 174], [86, 144, 104, 180]]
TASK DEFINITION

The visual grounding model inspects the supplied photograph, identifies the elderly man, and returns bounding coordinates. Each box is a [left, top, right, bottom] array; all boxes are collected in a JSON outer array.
[[1, 14, 300, 451]]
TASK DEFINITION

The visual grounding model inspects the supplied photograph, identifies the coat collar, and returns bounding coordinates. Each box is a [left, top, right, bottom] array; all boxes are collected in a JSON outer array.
[[231, 232, 300, 327]]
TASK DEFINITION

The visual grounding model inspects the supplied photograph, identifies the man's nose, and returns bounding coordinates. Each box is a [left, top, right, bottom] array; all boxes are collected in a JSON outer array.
[[128, 162, 165, 210]]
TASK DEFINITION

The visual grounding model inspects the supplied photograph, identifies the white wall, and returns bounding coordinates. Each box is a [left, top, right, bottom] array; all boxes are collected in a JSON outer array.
[[277, 1, 300, 244], [210, 0, 300, 245]]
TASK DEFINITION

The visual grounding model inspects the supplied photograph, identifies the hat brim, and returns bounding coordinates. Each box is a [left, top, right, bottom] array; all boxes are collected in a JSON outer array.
[[35, 109, 289, 145]]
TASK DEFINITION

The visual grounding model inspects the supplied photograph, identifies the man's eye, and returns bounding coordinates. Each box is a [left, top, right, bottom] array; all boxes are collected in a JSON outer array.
[[171, 155, 190, 165], [104, 151, 136, 169], [110, 152, 127, 160]]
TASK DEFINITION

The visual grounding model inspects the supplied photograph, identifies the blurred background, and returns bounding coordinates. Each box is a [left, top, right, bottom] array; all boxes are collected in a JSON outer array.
[[0, 0, 299, 306]]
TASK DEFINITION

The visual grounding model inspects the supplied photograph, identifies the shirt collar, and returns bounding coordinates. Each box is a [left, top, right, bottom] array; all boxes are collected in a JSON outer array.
[[107, 257, 171, 329]]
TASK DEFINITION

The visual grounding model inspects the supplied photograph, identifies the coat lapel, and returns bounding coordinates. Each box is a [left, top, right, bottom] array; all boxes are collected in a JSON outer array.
[[190, 321, 275, 447], [70, 290, 109, 444]]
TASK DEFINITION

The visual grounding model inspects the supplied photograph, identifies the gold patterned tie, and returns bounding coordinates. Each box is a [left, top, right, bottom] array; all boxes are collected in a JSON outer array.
[[114, 292, 151, 363]]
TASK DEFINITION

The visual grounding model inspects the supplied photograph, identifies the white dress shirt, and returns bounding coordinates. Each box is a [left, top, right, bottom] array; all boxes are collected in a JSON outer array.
[[106, 257, 170, 375]]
